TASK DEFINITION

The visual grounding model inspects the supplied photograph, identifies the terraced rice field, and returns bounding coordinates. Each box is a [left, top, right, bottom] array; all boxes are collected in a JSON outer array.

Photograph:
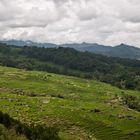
[[0, 66, 140, 140]]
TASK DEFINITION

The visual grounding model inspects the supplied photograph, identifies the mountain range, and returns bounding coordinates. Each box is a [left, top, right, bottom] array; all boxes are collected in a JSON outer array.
[[1, 40, 140, 60]]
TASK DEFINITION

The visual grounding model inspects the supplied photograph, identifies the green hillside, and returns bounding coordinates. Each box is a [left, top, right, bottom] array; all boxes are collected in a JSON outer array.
[[0, 66, 140, 140], [0, 44, 140, 91]]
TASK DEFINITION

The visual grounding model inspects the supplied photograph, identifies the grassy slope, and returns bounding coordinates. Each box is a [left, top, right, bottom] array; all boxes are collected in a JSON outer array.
[[0, 66, 140, 140]]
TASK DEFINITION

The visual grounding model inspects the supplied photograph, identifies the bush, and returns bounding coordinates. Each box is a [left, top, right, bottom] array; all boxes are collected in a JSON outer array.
[[122, 95, 140, 111]]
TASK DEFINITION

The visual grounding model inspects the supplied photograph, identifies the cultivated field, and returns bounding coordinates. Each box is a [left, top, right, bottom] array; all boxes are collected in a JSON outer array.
[[0, 66, 140, 140]]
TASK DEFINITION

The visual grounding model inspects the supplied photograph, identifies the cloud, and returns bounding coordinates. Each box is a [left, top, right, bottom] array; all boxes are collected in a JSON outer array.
[[120, 6, 140, 23], [0, 0, 140, 47]]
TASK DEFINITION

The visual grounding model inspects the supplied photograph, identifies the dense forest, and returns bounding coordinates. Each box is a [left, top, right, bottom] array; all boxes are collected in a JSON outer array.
[[0, 43, 140, 90]]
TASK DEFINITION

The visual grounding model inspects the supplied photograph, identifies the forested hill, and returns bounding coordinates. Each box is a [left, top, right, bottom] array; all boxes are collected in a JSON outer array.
[[62, 43, 140, 60], [1, 40, 140, 60], [0, 43, 140, 90]]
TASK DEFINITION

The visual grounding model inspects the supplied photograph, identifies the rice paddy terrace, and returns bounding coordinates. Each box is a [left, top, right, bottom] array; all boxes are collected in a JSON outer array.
[[0, 66, 140, 140]]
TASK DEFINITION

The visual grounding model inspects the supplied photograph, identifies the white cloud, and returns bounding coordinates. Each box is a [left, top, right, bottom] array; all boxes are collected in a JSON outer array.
[[0, 0, 140, 47]]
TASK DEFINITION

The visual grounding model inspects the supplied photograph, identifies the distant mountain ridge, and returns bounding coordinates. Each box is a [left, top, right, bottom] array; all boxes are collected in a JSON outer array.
[[61, 42, 140, 60], [0, 40, 57, 48], [0, 40, 140, 60]]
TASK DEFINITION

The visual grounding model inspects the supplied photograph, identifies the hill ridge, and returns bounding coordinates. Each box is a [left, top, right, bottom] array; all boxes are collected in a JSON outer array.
[[0, 39, 140, 60]]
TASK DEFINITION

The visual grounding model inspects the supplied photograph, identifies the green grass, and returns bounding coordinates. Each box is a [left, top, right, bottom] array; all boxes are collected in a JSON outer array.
[[0, 66, 140, 140]]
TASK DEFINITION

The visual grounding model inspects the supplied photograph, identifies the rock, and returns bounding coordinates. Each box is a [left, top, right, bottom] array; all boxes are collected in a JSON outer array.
[[118, 114, 125, 119], [90, 108, 101, 113]]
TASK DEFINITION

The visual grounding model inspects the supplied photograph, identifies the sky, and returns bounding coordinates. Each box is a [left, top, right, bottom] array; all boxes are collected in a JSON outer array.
[[0, 0, 140, 47]]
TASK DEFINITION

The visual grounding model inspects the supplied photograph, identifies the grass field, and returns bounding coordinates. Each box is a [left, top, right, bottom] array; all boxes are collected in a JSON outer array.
[[0, 66, 140, 140]]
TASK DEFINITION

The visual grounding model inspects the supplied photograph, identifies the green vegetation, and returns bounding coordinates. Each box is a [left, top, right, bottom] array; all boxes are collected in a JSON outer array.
[[0, 43, 140, 90], [0, 66, 140, 139], [122, 95, 140, 112], [0, 111, 60, 140], [0, 124, 27, 140]]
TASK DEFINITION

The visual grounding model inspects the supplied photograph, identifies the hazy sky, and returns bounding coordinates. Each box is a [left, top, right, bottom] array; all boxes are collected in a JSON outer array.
[[0, 0, 140, 47]]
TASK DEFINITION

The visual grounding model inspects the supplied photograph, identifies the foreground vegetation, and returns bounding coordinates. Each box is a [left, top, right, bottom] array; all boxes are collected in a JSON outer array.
[[0, 43, 140, 90], [0, 124, 27, 140], [0, 66, 140, 139], [0, 111, 60, 140]]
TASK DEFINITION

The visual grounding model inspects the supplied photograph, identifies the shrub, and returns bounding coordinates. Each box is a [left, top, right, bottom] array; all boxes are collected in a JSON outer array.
[[122, 95, 140, 111], [0, 111, 61, 140]]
